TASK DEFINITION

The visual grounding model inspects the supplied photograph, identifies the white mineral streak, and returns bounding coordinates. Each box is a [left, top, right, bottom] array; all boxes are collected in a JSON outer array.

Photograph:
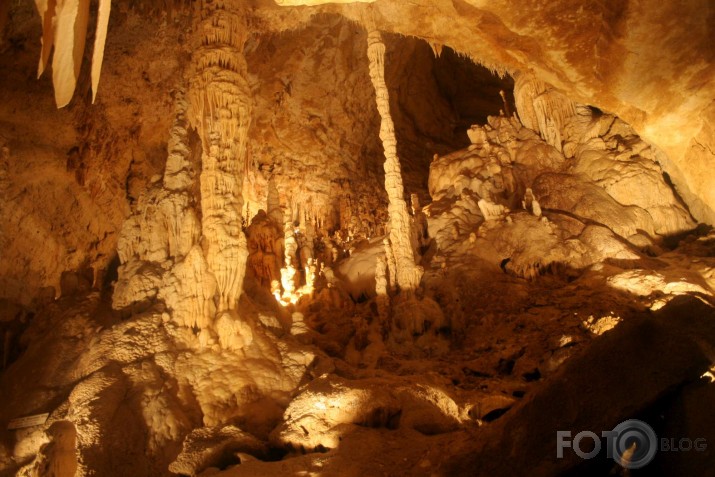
[[367, 30, 422, 293], [188, 6, 252, 312]]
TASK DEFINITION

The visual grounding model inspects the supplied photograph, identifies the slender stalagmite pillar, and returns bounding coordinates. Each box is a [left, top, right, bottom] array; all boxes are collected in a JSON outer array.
[[188, 2, 252, 312], [367, 30, 422, 293]]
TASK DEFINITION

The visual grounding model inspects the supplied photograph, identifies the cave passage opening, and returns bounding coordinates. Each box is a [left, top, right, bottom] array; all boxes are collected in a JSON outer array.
[[381, 32, 515, 202]]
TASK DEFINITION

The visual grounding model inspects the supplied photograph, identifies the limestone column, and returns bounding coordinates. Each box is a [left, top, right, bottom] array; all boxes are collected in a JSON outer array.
[[188, 2, 252, 312], [367, 30, 422, 293], [374, 255, 390, 332]]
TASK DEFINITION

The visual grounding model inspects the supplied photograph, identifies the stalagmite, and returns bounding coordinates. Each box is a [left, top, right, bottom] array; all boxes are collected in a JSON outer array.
[[383, 237, 397, 294], [279, 220, 300, 303], [532, 199, 542, 217], [367, 30, 422, 293], [246, 210, 283, 288], [499, 90, 511, 117], [283, 221, 298, 268], [7, 6, 715, 476], [280, 264, 298, 304], [188, 6, 252, 312]]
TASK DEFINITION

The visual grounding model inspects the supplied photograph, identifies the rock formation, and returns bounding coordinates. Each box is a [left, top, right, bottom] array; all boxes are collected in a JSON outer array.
[[2, 3, 715, 477], [33, 0, 111, 106], [514, 72, 575, 152], [188, 4, 252, 313], [374, 254, 389, 329], [113, 92, 212, 329], [366, 29, 423, 294], [246, 210, 283, 289]]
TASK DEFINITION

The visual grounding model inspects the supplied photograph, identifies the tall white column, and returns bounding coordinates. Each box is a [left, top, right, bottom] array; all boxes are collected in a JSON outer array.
[[188, 3, 252, 312], [367, 30, 423, 293]]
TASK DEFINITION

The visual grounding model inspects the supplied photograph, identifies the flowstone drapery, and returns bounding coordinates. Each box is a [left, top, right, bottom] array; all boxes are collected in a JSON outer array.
[[513, 72, 575, 152]]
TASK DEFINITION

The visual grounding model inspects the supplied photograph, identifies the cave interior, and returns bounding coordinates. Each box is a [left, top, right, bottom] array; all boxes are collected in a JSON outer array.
[[0, 1, 714, 476]]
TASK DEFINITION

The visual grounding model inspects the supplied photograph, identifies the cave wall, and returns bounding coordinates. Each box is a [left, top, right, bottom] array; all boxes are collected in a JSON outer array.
[[1, 0, 713, 307], [243, 14, 385, 232], [0, 5, 186, 305], [383, 35, 513, 199], [260, 0, 715, 223], [1, 6, 516, 305]]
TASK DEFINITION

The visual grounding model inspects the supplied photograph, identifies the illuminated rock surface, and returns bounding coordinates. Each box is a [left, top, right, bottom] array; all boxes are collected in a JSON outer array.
[[0, 1, 714, 476]]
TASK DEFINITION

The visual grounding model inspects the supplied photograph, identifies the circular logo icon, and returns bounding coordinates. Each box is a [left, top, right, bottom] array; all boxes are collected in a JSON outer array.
[[609, 420, 658, 469]]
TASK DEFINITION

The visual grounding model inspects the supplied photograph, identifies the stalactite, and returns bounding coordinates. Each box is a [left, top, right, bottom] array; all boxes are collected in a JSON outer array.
[[163, 92, 193, 191], [34, 0, 56, 78], [160, 246, 216, 330], [90, 0, 111, 103], [514, 73, 541, 132], [34, 0, 111, 106], [367, 30, 423, 293], [188, 6, 252, 313], [51, 0, 89, 107], [429, 42, 443, 58], [113, 92, 211, 323]]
